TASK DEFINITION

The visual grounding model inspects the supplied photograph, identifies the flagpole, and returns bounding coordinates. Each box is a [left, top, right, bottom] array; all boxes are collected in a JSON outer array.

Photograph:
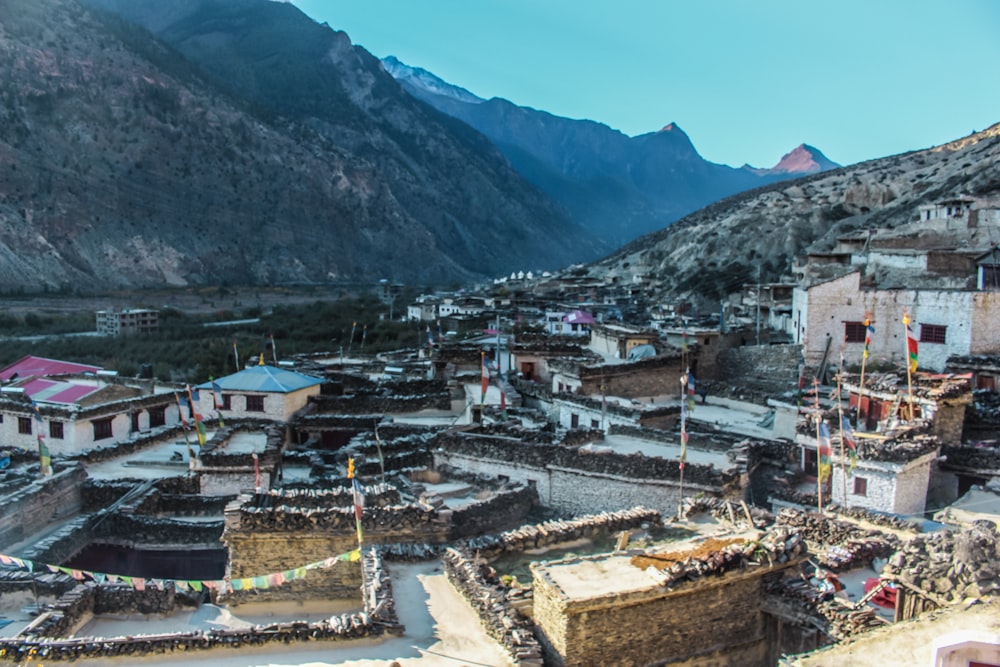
[[856, 316, 872, 431], [347, 458, 363, 551], [812, 378, 823, 513], [903, 311, 916, 421], [678, 371, 687, 520], [837, 352, 848, 509]]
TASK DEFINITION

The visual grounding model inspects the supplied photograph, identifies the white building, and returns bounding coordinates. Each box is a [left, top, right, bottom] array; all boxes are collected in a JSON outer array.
[[791, 271, 1000, 371], [196, 364, 323, 422]]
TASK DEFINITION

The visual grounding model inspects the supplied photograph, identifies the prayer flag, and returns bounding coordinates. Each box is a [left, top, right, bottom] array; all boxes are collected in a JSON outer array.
[[38, 434, 51, 477], [480, 352, 489, 406], [818, 421, 832, 482], [863, 320, 874, 359], [352, 477, 365, 545], [905, 318, 919, 373], [30, 400, 43, 423], [841, 415, 857, 469]]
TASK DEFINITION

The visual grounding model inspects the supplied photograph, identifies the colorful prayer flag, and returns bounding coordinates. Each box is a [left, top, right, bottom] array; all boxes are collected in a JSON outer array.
[[38, 434, 51, 477], [352, 477, 365, 545], [30, 400, 43, 423], [863, 320, 874, 359], [818, 420, 832, 482], [905, 317, 919, 373]]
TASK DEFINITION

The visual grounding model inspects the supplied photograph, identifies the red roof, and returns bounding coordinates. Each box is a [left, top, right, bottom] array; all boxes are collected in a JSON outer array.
[[0, 355, 102, 382]]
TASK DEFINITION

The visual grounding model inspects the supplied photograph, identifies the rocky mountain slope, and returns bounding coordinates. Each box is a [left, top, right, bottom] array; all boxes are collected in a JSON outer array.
[[384, 56, 839, 247], [0, 0, 602, 293], [586, 123, 1000, 305]]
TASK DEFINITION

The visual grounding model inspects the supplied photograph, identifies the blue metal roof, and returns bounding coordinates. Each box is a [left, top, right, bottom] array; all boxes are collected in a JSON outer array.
[[198, 365, 323, 394]]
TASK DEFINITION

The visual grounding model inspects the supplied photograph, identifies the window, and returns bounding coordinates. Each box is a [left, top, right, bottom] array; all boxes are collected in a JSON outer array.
[[570, 413, 579, 428], [131, 412, 141, 433], [220, 394, 232, 410], [853, 477, 868, 497], [591, 419, 600, 428], [49, 421, 64, 439], [844, 321, 866, 343], [246, 395, 265, 412], [92, 417, 113, 441], [920, 323, 947, 344], [148, 407, 166, 428], [18, 417, 32, 435]]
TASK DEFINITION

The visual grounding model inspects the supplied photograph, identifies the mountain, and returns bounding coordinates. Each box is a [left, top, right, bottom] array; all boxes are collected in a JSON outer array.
[[744, 144, 840, 176], [383, 56, 840, 247], [0, 0, 603, 293], [584, 124, 1000, 305]]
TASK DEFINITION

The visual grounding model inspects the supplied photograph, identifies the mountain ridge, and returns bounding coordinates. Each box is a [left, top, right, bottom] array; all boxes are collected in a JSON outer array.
[[382, 55, 840, 246], [0, 0, 605, 292]]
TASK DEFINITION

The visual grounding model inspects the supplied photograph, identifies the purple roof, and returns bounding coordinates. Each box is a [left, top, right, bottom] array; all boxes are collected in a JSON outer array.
[[0, 355, 102, 381]]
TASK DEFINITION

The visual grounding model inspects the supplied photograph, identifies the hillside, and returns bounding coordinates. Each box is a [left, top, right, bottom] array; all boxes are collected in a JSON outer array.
[[0, 0, 602, 293], [384, 56, 839, 247], [585, 124, 1000, 304]]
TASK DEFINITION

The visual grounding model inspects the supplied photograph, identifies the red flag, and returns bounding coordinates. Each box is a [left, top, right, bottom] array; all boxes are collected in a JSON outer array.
[[480, 352, 489, 405]]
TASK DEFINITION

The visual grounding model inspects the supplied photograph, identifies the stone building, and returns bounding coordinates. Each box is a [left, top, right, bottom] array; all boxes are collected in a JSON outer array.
[[791, 270, 1000, 371], [195, 364, 323, 422], [530, 529, 803, 666]]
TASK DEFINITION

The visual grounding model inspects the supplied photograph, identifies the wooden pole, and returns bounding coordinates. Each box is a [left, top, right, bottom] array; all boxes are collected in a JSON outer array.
[[812, 378, 823, 513], [837, 351, 848, 509], [856, 316, 872, 431], [902, 312, 916, 421]]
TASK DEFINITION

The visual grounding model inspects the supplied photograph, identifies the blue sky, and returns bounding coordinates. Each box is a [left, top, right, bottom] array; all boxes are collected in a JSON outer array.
[[291, 0, 999, 169]]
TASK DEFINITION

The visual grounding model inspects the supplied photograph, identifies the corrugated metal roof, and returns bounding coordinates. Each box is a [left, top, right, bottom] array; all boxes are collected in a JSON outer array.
[[22, 378, 101, 405], [0, 355, 102, 381], [198, 365, 323, 394]]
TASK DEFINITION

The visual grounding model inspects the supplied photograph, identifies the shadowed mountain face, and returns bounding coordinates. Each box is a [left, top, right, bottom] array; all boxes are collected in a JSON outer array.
[[587, 124, 1000, 305], [0, 0, 603, 292], [383, 56, 840, 247]]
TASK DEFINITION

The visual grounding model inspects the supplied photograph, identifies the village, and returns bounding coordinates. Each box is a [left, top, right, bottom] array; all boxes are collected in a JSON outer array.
[[1, 196, 1000, 666]]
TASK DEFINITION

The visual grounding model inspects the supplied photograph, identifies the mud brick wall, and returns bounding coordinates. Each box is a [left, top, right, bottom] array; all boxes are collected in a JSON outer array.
[[222, 531, 365, 603], [223, 501, 450, 602], [532, 566, 770, 667], [716, 344, 802, 397], [0, 466, 87, 548]]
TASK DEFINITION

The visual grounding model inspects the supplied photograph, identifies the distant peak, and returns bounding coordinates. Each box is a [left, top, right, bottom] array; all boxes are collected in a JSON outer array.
[[660, 122, 687, 136], [769, 143, 839, 175]]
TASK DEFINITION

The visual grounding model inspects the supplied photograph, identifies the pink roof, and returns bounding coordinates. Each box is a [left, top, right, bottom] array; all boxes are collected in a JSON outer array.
[[564, 310, 596, 324], [21, 378, 101, 405], [0, 355, 102, 381]]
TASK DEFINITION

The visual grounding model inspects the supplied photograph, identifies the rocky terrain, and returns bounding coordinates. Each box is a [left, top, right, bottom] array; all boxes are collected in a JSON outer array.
[[0, 0, 602, 292], [586, 122, 1000, 304]]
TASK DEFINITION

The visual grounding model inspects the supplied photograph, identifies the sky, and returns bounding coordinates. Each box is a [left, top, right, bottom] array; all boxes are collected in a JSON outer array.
[[289, 0, 999, 169]]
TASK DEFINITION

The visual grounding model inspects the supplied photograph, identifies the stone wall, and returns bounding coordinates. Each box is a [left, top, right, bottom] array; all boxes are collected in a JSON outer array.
[[308, 390, 451, 414], [449, 485, 538, 540], [532, 563, 781, 667], [577, 353, 687, 399], [0, 465, 86, 548], [716, 343, 802, 399], [433, 431, 739, 516], [444, 548, 543, 666]]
